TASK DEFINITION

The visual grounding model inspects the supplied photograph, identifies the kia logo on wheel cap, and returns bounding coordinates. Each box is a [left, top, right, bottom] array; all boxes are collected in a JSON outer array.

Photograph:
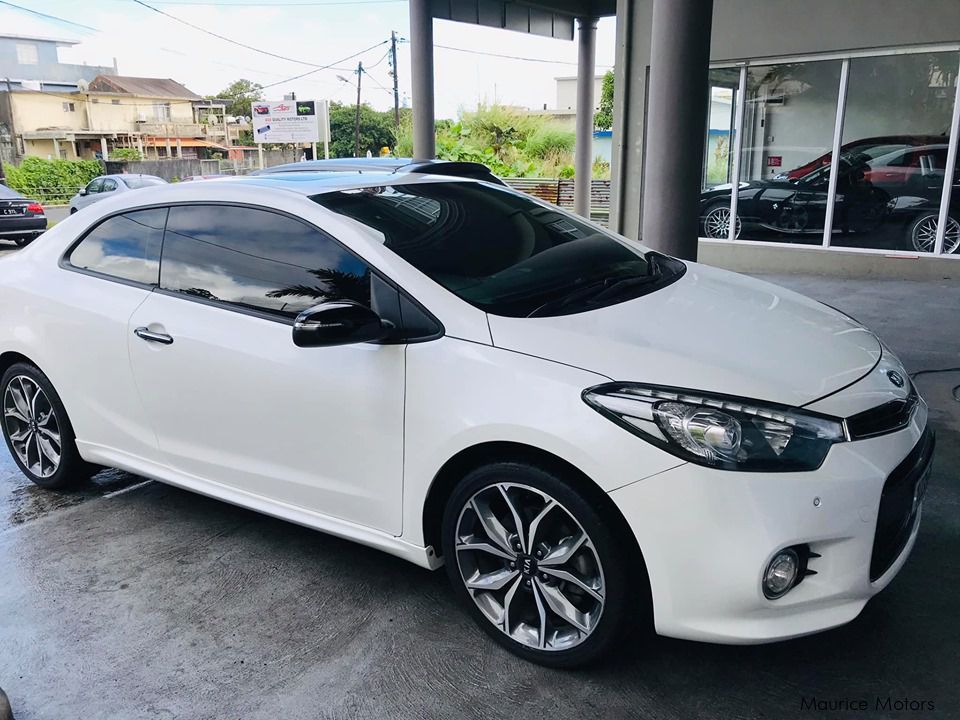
[[887, 370, 905, 388]]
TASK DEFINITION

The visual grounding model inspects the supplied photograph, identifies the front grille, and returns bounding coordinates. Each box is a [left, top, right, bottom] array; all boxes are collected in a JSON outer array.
[[847, 385, 919, 440], [870, 428, 934, 581]]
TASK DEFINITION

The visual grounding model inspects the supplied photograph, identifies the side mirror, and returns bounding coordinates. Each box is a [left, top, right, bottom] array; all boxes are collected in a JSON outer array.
[[292, 301, 389, 348], [78, 188, 88, 196]]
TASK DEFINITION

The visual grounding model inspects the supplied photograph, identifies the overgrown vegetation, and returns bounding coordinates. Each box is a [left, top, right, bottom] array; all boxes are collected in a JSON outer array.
[[594, 70, 615, 131], [395, 103, 609, 179], [110, 148, 142, 162], [5, 157, 101, 203], [328, 102, 397, 158]]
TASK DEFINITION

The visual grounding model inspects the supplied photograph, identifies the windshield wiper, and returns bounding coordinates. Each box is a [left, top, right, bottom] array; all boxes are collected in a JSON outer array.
[[527, 274, 659, 318]]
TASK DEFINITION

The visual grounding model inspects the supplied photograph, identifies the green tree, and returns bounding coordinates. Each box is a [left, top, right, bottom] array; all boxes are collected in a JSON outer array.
[[207, 79, 264, 118], [328, 102, 396, 158], [594, 70, 615, 131]]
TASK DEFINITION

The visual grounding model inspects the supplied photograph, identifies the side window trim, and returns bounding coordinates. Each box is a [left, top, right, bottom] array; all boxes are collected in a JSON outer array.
[[59, 206, 168, 290]]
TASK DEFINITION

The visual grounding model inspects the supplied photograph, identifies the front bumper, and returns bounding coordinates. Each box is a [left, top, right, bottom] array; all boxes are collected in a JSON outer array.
[[608, 398, 929, 644]]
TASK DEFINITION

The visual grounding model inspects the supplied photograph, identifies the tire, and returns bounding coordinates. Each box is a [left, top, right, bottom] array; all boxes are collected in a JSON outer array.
[[70, 208, 78, 215], [441, 461, 634, 668], [906, 213, 960, 254], [701, 201, 741, 239], [1, 362, 94, 490]]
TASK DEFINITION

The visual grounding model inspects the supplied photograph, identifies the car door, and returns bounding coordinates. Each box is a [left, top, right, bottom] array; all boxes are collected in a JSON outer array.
[[127, 203, 406, 534], [75, 178, 103, 209], [93, 178, 119, 205], [54, 207, 167, 462]]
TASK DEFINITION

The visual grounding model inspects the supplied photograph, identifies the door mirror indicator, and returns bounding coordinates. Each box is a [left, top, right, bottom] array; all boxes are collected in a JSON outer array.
[[292, 301, 389, 347]]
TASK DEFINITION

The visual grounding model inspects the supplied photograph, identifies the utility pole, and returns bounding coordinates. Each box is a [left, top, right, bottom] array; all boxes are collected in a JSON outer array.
[[354, 61, 363, 158], [390, 31, 400, 127]]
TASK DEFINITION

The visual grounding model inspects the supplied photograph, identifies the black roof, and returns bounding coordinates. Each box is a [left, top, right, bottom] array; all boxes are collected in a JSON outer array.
[[249, 158, 506, 185]]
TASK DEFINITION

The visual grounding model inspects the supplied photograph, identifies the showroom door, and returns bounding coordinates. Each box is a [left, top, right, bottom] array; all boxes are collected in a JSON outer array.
[[127, 204, 406, 535]]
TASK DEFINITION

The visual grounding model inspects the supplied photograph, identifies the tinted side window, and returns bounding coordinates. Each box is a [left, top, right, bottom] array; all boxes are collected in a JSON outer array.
[[68, 208, 166, 284], [161, 205, 372, 319], [86, 179, 103, 194], [101, 178, 118, 192]]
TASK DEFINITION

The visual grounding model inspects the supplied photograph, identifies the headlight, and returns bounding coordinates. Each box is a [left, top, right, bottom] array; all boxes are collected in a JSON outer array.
[[582, 383, 847, 471]]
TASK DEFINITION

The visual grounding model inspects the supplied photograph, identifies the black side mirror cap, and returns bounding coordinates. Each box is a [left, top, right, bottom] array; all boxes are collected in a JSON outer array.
[[292, 301, 390, 347]]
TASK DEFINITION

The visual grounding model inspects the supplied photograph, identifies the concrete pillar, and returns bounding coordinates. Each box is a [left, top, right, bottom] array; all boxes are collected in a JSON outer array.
[[52, 137, 61, 159], [574, 17, 597, 219], [409, 0, 435, 160], [641, 0, 713, 259], [100, 137, 109, 161]]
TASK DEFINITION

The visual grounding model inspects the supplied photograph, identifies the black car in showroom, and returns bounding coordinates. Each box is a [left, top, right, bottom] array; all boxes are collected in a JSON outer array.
[[0, 184, 46, 246], [700, 143, 960, 253]]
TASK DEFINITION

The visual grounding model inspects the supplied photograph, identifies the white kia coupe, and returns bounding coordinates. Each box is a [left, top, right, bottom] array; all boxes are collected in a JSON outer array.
[[0, 173, 932, 667]]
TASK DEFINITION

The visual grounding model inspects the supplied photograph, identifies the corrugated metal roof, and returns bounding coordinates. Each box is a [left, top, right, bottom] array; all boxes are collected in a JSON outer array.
[[87, 75, 202, 100]]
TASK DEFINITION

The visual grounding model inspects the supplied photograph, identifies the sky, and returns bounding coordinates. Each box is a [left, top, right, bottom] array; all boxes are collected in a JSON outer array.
[[0, 0, 617, 118]]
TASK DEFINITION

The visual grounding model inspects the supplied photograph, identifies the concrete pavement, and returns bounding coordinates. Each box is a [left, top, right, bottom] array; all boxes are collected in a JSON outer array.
[[0, 273, 958, 719]]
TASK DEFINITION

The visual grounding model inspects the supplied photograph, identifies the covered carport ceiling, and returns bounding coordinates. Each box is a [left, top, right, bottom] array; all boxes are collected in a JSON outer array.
[[430, 0, 616, 40]]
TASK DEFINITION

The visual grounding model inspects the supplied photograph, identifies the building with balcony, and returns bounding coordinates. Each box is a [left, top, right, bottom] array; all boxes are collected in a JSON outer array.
[[0, 75, 230, 160]]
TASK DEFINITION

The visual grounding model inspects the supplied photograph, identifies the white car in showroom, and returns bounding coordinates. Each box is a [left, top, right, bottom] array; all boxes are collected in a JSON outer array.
[[0, 173, 932, 667]]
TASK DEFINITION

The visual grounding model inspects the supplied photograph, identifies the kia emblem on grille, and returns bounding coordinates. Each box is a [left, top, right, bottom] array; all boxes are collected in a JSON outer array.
[[887, 370, 905, 388]]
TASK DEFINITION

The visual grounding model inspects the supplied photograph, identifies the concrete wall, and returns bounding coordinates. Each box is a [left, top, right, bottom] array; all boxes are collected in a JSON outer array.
[[611, 0, 960, 240], [9, 91, 88, 133], [699, 240, 959, 281], [555, 75, 603, 111]]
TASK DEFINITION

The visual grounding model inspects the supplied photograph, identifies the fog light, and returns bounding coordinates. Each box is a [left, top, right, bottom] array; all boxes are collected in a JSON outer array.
[[763, 549, 799, 599]]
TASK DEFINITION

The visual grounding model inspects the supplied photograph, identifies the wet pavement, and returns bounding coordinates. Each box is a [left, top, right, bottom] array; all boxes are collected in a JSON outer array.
[[0, 273, 958, 720]]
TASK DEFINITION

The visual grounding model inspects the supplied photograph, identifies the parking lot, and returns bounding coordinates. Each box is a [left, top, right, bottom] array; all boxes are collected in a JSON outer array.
[[1, 249, 958, 719]]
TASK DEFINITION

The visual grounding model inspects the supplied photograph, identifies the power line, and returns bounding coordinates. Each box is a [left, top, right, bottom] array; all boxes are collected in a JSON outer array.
[[258, 40, 389, 90], [361, 68, 394, 96], [433, 43, 613, 67], [131, 0, 336, 67], [0, 0, 99, 31]]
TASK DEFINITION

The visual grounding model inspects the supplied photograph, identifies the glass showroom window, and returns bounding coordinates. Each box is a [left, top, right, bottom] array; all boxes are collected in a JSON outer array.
[[833, 51, 959, 255], [701, 59, 843, 244], [700, 68, 742, 240]]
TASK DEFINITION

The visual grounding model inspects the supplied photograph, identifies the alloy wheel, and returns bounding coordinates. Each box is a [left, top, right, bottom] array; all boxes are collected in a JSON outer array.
[[454, 482, 605, 652], [912, 215, 960, 254], [3, 375, 62, 478], [703, 206, 742, 239]]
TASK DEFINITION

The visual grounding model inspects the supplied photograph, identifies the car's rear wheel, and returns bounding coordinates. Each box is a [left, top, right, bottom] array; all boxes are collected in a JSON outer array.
[[702, 202, 741, 239], [1, 362, 93, 490], [907, 213, 960, 254], [442, 462, 632, 668]]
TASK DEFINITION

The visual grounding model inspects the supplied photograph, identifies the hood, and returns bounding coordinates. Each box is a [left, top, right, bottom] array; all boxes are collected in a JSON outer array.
[[487, 263, 880, 407]]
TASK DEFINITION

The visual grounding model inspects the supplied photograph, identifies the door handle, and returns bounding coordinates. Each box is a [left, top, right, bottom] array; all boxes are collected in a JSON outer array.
[[134, 327, 174, 345]]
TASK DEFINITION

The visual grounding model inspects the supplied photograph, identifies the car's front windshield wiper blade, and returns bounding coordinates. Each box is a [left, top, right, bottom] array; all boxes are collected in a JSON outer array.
[[526, 274, 658, 318]]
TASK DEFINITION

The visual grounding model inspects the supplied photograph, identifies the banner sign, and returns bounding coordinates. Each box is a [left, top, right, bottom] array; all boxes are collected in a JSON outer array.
[[251, 100, 323, 144]]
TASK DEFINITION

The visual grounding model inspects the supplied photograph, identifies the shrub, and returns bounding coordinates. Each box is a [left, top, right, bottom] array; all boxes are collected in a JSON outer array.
[[5, 157, 102, 204], [524, 125, 575, 159], [110, 147, 142, 161], [558, 164, 576, 179]]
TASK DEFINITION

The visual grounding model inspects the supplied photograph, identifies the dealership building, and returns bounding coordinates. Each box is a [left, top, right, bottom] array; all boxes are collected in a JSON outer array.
[[411, 0, 960, 276]]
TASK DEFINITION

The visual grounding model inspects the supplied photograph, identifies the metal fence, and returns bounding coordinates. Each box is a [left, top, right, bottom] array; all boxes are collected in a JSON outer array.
[[502, 178, 611, 225]]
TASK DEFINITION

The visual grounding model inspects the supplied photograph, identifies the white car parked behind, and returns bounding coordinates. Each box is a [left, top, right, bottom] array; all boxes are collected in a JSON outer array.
[[68, 174, 167, 214], [0, 173, 932, 667]]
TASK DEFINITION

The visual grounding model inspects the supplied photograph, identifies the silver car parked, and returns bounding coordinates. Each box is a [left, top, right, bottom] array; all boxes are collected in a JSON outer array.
[[69, 174, 167, 214]]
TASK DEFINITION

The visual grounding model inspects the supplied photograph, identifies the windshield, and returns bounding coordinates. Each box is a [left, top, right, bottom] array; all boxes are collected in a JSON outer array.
[[122, 176, 166, 189], [311, 182, 685, 318]]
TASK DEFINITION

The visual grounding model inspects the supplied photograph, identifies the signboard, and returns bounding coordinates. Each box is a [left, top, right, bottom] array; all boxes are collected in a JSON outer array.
[[766, 155, 782, 167], [251, 100, 326, 144]]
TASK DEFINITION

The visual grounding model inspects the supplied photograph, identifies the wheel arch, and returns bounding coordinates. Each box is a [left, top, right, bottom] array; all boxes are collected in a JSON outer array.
[[421, 440, 650, 598], [0, 350, 41, 379]]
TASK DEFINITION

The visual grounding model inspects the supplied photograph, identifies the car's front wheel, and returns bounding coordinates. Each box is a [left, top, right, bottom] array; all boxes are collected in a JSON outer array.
[[442, 462, 633, 668], [1, 362, 94, 489], [907, 213, 960, 254]]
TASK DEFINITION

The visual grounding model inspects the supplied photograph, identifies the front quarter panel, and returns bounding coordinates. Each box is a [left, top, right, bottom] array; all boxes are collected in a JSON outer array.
[[401, 338, 685, 547]]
